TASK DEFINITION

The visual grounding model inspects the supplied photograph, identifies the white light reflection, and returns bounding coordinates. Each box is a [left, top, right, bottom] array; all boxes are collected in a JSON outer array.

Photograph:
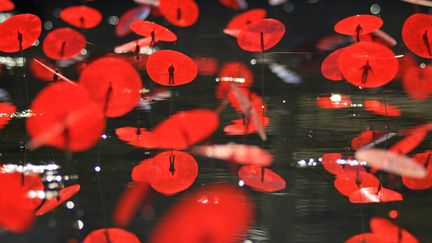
[[77, 220, 84, 230], [2, 163, 60, 174], [94, 166, 101, 172], [66, 201, 75, 209], [215, 77, 246, 83], [238, 180, 245, 187]]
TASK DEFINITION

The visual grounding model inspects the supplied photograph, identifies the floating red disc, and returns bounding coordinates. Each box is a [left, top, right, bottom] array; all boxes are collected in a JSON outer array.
[[349, 187, 403, 203], [345, 233, 384, 243], [351, 130, 386, 150], [116, 6, 151, 37], [219, 0, 247, 10], [334, 171, 379, 197], [370, 218, 418, 243], [224, 116, 270, 136], [321, 48, 344, 81], [146, 50, 197, 86], [321, 153, 344, 175], [130, 20, 177, 42], [113, 182, 150, 227], [0, 102, 15, 130], [239, 165, 286, 192], [29, 57, 57, 81], [402, 13, 432, 58], [389, 131, 427, 155], [316, 94, 352, 109], [27, 82, 105, 152], [159, 0, 199, 27], [402, 64, 432, 100], [84, 228, 140, 243], [237, 18, 285, 52], [60, 5, 102, 29], [42, 27, 86, 60], [334, 15, 383, 39], [0, 0, 14, 12], [402, 151, 432, 190], [226, 8, 267, 31], [0, 14, 41, 53], [363, 99, 401, 117], [79, 57, 143, 117], [338, 42, 398, 88], [36, 184, 81, 216], [216, 61, 254, 99]]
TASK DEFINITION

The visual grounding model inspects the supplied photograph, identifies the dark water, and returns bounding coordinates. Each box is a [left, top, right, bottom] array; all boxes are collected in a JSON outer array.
[[0, 0, 431, 242]]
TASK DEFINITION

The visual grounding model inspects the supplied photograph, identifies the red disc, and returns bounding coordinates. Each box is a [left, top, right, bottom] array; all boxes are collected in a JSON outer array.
[[79, 57, 143, 117], [27, 82, 105, 152], [321, 153, 344, 176], [351, 130, 386, 150], [321, 48, 344, 81], [29, 57, 57, 82], [113, 182, 150, 227], [334, 15, 383, 37], [345, 233, 384, 243], [334, 172, 379, 197], [226, 8, 267, 30], [370, 218, 418, 243], [238, 165, 286, 192], [0, 102, 15, 130], [216, 61, 254, 99], [115, 127, 155, 148], [0, 14, 41, 53], [84, 228, 140, 243], [224, 116, 270, 136], [146, 50, 197, 86], [316, 94, 352, 109], [363, 99, 402, 117], [402, 64, 432, 100], [402, 151, 432, 190], [402, 13, 432, 58], [237, 18, 285, 52], [132, 151, 198, 195], [130, 20, 177, 42], [149, 184, 253, 243], [349, 187, 403, 203], [116, 6, 150, 37], [159, 0, 199, 27], [60, 5, 102, 29], [338, 42, 398, 88], [42, 27, 86, 60], [36, 184, 81, 216], [0, 0, 14, 12], [219, 0, 247, 10]]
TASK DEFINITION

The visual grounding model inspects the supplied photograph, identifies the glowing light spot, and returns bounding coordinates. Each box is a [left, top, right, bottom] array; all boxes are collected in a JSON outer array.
[[108, 16, 119, 25], [66, 201, 75, 209], [329, 94, 342, 102], [238, 180, 245, 187], [370, 4, 381, 14], [77, 220, 84, 230], [94, 166, 101, 172]]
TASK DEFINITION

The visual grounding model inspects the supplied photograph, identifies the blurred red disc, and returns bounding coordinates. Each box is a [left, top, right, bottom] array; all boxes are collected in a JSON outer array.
[[402, 151, 432, 190], [146, 50, 197, 86], [0, 102, 15, 130], [338, 42, 398, 88], [149, 184, 253, 243], [224, 116, 270, 136], [216, 61, 254, 99], [321, 153, 344, 176], [239, 165, 286, 192], [402, 13, 432, 58], [42, 27, 86, 60], [79, 57, 143, 117], [219, 0, 247, 10], [116, 5, 151, 37], [402, 64, 432, 100], [0, 0, 14, 12], [60, 5, 102, 29], [226, 8, 267, 30], [237, 18, 285, 52], [36, 184, 80, 216], [351, 130, 386, 150], [334, 15, 383, 37], [84, 228, 140, 243], [316, 94, 352, 109], [349, 187, 403, 203], [27, 82, 105, 152], [130, 20, 177, 42], [334, 171, 379, 197], [345, 233, 384, 243], [115, 127, 155, 148], [370, 217, 419, 242], [0, 14, 41, 53], [29, 57, 57, 81], [132, 151, 198, 195], [389, 131, 427, 155], [159, 0, 199, 27], [321, 48, 344, 81], [113, 182, 150, 227], [193, 56, 219, 76], [363, 99, 401, 117]]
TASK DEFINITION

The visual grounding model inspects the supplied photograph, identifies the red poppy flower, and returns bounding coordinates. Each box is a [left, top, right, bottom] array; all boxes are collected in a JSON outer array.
[[402, 151, 432, 190], [132, 151, 198, 195], [148, 184, 253, 243], [316, 94, 352, 109], [239, 165, 286, 192], [60, 5, 102, 29], [42, 28, 86, 60], [116, 5, 151, 37], [79, 56, 143, 117], [338, 42, 398, 88], [237, 18, 285, 52], [321, 48, 344, 81], [402, 64, 432, 100], [36, 184, 80, 216], [349, 186, 403, 203], [0, 0, 14, 12], [146, 50, 197, 86], [225, 8, 266, 36], [355, 148, 427, 179], [351, 130, 386, 150], [216, 61, 254, 99], [130, 20, 177, 43], [370, 217, 419, 243], [219, 0, 247, 10], [191, 144, 273, 166], [224, 116, 270, 136], [363, 99, 402, 117], [402, 13, 432, 58], [159, 0, 199, 27], [0, 102, 15, 130], [83, 228, 140, 243], [113, 182, 150, 227], [321, 153, 344, 175], [26, 82, 105, 152], [334, 169, 379, 197], [389, 131, 427, 155], [334, 15, 383, 41], [0, 14, 41, 53]]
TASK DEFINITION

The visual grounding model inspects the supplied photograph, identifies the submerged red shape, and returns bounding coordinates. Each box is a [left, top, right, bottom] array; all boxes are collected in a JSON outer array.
[[237, 18, 285, 52], [239, 165, 286, 192], [0, 14, 41, 53], [113, 182, 150, 227], [370, 217, 419, 243], [351, 130, 386, 150], [321, 153, 343, 175], [27, 82, 105, 152], [339, 42, 398, 88], [149, 184, 253, 243], [334, 15, 383, 40], [79, 57, 143, 117], [159, 0, 199, 27], [321, 48, 344, 81], [130, 20, 177, 43], [345, 233, 385, 243], [29, 58, 57, 82], [224, 116, 270, 136], [0, 102, 15, 129], [334, 170, 379, 197], [146, 50, 197, 86], [363, 99, 401, 117], [0, 0, 14, 12], [389, 131, 427, 155], [402, 65, 432, 100], [42, 27, 86, 60], [316, 94, 352, 109], [116, 5, 151, 37], [132, 151, 198, 195], [226, 8, 267, 31], [349, 186, 403, 203], [193, 56, 219, 76], [216, 61, 254, 99], [402, 13, 432, 58], [36, 184, 80, 216], [402, 151, 432, 190], [60, 5, 102, 29], [191, 144, 273, 166], [84, 228, 140, 243]]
